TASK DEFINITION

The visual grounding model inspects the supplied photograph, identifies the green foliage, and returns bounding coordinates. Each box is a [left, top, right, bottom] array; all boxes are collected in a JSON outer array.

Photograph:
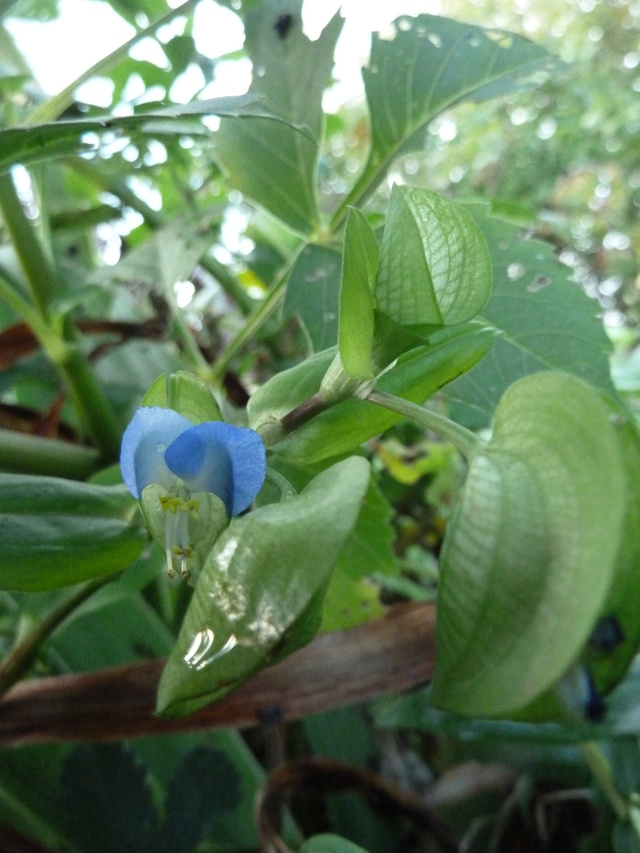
[[215, 0, 342, 233], [432, 373, 630, 716], [157, 456, 370, 716], [0, 474, 146, 590], [338, 208, 378, 380], [376, 185, 492, 327], [342, 13, 561, 215], [0, 0, 638, 849]]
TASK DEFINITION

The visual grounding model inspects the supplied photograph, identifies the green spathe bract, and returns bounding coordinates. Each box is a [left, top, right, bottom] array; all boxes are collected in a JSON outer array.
[[432, 372, 627, 716], [376, 185, 492, 327], [157, 456, 371, 717]]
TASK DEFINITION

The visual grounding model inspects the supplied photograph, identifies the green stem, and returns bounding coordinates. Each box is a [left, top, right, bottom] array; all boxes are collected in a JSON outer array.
[[57, 333, 122, 461], [0, 171, 57, 316], [0, 578, 110, 699], [0, 176, 121, 460], [366, 389, 480, 460], [208, 248, 302, 386], [25, 0, 200, 125], [0, 428, 99, 479], [0, 269, 64, 358], [331, 155, 390, 232], [581, 741, 628, 821]]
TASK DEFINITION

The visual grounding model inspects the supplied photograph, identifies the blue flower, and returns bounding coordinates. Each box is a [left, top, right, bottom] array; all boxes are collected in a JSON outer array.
[[120, 406, 266, 580], [120, 407, 266, 516]]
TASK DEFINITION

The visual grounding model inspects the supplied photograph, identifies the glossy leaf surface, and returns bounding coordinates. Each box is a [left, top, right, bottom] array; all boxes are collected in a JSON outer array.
[[432, 373, 626, 716], [157, 457, 371, 717], [0, 475, 146, 591]]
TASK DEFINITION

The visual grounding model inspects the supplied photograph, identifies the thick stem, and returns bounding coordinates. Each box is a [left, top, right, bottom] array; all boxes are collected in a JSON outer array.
[[366, 389, 480, 460], [57, 337, 122, 461], [0, 171, 57, 316], [0, 179, 121, 460]]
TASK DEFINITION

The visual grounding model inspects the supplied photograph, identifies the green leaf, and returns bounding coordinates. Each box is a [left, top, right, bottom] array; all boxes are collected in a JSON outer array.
[[321, 478, 396, 631], [62, 743, 158, 853], [0, 95, 299, 173], [95, 219, 215, 301], [160, 747, 242, 853], [0, 744, 76, 851], [0, 474, 146, 591], [443, 205, 616, 427], [300, 835, 371, 853], [282, 244, 342, 351], [133, 728, 265, 852], [584, 417, 640, 695], [432, 373, 627, 717], [142, 371, 222, 424], [341, 14, 559, 213], [215, 1, 343, 233], [376, 185, 492, 327], [248, 346, 335, 433], [338, 208, 379, 379], [157, 457, 371, 717], [267, 326, 494, 464]]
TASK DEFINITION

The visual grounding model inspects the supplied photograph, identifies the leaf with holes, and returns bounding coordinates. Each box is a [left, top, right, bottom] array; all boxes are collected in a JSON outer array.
[[443, 205, 616, 427], [215, 0, 342, 233], [432, 372, 626, 717], [341, 15, 560, 213]]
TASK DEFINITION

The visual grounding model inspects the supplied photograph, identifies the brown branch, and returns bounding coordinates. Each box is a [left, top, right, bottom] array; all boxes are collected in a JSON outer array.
[[0, 602, 436, 747]]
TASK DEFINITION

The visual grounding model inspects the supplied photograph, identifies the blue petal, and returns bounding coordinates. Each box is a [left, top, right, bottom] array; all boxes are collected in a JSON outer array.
[[165, 422, 266, 516], [120, 407, 193, 499]]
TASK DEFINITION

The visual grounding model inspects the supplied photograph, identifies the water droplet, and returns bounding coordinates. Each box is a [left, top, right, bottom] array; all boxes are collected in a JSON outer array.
[[427, 33, 443, 48], [184, 630, 239, 671]]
